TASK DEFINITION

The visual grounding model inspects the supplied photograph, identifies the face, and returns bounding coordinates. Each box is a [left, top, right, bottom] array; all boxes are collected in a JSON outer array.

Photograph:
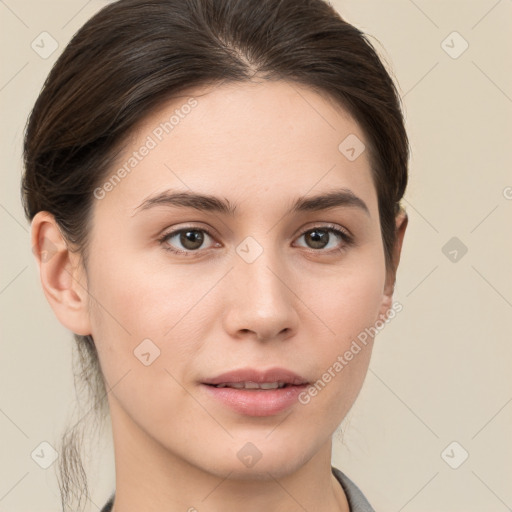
[[83, 80, 395, 479]]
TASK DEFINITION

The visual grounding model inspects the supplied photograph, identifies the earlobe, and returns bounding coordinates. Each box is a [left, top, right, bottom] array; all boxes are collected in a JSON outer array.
[[31, 211, 92, 336], [378, 208, 408, 321]]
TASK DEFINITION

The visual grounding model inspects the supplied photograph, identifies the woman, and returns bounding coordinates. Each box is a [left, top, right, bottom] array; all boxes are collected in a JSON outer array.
[[22, 0, 409, 510]]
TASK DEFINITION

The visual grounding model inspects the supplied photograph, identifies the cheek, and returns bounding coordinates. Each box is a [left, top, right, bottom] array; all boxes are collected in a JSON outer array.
[[86, 254, 198, 423], [303, 254, 386, 342], [88, 248, 185, 336], [86, 247, 211, 388], [296, 253, 385, 411]]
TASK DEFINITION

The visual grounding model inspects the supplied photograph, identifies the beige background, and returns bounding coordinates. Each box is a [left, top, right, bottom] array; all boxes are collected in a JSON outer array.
[[1, 1, 511, 511]]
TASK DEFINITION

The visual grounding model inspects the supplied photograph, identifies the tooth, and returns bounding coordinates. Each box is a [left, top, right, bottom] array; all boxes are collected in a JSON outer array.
[[214, 381, 287, 389], [259, 382, 279, 389]]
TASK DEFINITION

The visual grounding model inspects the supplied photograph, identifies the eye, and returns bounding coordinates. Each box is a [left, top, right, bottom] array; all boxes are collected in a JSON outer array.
[[158, 223, 354, 257], [158, 226, 217, 256], [294, 224, 353, 253]]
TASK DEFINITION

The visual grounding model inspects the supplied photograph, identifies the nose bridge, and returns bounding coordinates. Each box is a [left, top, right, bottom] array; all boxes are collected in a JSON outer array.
[[237, 240, 288, 309], [224, 237, 298, 339]]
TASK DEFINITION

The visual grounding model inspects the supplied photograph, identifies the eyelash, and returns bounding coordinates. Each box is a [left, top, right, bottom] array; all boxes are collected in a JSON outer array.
[[157, 224, 354, 257]]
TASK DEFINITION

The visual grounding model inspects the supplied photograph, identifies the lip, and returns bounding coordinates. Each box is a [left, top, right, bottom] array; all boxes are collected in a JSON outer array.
[[201, 367, 310, 417], [202, 367, 309, 386]]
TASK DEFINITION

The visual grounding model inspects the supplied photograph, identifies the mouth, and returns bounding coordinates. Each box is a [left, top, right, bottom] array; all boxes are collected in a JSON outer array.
[[201, 367, 310, 416]]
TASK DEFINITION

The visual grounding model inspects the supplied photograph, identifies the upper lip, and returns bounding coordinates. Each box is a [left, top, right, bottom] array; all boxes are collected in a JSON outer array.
[[202, 367, 309, 386]]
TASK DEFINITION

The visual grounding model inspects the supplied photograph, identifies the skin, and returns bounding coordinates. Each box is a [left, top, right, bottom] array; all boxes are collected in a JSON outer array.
[[32, 79, 407, 512]]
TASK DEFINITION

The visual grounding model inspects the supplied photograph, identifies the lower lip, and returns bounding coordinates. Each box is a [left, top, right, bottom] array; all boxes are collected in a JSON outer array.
[[201, 384, 309, 416]]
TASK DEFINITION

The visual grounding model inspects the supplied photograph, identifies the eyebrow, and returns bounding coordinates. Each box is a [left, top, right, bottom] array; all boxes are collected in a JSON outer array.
[[131, 188, 370, 217]]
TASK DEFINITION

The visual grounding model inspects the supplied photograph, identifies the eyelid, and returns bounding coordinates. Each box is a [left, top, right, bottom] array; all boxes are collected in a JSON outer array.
[[157, 222, 217, 240], [296, 222, 353, 241]]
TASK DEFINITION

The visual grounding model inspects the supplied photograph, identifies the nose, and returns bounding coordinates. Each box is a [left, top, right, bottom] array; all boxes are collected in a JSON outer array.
[[222, 248, 299, 343]]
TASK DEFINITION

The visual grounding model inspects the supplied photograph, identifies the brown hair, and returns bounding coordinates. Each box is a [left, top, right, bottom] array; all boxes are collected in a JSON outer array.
[[21, 0, 408, 510]]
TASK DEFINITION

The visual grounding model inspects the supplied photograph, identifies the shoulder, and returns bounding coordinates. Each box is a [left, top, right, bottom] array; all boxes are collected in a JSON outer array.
[[331, 466, 376, 512]]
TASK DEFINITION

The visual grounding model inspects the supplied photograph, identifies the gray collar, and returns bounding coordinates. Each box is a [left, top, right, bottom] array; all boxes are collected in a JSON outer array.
[[332, 466, 376, 512], [100, 468, 377, 512]]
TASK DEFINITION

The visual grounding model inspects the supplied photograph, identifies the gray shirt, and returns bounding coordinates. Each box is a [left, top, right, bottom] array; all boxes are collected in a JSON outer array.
[[100, 466, 375, 512], [332, 466, 376, 511]]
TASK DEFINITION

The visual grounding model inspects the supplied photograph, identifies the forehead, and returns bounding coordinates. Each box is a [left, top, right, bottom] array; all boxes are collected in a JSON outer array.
[[94, 80, 377, 219]]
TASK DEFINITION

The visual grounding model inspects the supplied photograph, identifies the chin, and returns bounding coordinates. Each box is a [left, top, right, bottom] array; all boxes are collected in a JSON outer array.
[[199, 439, 316, 481]]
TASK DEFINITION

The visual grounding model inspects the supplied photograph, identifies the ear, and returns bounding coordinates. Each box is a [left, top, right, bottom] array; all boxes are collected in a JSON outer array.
[[31, 211, 92, 336], [377, 207, 408, 321]]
